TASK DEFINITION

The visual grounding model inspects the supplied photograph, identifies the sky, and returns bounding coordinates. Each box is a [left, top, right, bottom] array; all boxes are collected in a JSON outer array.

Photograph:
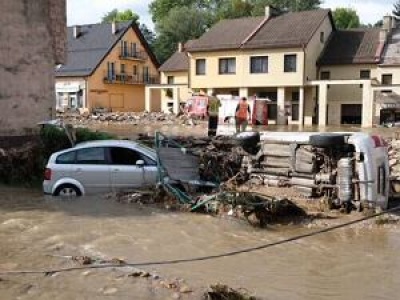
[[67, 0, 396, 28]]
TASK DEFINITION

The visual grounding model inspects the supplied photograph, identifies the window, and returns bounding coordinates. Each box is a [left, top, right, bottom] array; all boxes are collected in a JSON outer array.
[[121, 41, 128, 56], [360, 70, 370, 79], [76, 147, 106, 164], [292, 91, 299, 101], [133, 65, 137, 75], [110, 147, 156, 165], [320, 71, 330, 80], [219, 58, 236, 74], [131, 42, 137, 56], [143, 66, 149, 82], [320, 32, 325, 43], [167, 76, 174, 84], [107, 62, 115, 80], [196, 59, 206, 75], [382, 74, 393, 85], [56, 151, 76, 164], [120, 64, 125, 74], [284, 54, 297, 72], [250, 56, 268, 73]]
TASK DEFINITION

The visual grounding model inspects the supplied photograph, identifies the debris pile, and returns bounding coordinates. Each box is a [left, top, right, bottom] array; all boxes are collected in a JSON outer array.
[[204, 284, 258, 300], [57, 110, 198, 127]]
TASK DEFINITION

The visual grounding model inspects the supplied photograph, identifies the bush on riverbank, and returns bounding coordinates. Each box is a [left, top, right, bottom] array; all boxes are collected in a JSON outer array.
[[0, 126, 115, 185]]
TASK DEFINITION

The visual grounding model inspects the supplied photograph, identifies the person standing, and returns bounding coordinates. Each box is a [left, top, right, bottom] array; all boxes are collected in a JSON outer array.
[[206, 93, 221, 137], [235, 97, 251, 133]]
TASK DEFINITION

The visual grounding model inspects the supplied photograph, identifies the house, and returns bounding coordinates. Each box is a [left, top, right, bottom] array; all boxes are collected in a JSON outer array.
[[0, 0, 66, 135], [157, 7, 400, 127], [55, 21, 161, 112], [157, 42, 191, 113]]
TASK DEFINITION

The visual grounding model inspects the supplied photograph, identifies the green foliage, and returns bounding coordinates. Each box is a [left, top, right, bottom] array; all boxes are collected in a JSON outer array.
[[394, 0, 400, 19], [40, 126, 115, 160], [154, 6, 211, 63], [333, 7, 360, 29], [101, 9, 139, 23]]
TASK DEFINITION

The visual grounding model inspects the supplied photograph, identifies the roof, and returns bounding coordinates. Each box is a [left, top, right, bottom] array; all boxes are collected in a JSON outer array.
[[186, 9, 332, 52], [186, 17, 266, 52], [381, 27, 400, 66], [318, 29, 380, 65], [56, 22, 159, 77], [158, 51, 189, 72], [243, 9, 331, 49]]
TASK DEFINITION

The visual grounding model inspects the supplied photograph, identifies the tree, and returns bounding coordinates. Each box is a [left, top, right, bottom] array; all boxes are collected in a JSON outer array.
[[216, 0, 253, 20], [101, 9, 156, 48], [153, 6, 211, 63], [393, 0, 400, 20], [101, 9, 139, 23], [332, 8, 360, 29]]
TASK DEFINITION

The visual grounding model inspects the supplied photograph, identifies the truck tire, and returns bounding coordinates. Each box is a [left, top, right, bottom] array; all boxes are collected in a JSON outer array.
[[309, 134, 345, 147], [234, 131, 260, 154]]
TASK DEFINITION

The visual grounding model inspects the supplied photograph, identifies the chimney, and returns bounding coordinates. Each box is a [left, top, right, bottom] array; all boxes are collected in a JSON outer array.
[[73, 25, 81, 38], [112, 22, 118, 35], [383, 15, 393, 33], [265, 6, 271, 18], [178, 42, 183, 53]]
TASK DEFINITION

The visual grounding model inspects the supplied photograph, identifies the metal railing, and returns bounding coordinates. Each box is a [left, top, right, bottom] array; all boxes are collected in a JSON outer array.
[[103, 71, 160, 85], [118, 47, 148, 60]]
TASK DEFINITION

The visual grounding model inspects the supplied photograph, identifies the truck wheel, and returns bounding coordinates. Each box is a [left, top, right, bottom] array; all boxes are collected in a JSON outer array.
[[309, 134, 345, 147]]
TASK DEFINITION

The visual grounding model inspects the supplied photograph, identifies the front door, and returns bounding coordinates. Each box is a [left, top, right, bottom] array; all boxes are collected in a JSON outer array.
[[108, 147, 147, 191]]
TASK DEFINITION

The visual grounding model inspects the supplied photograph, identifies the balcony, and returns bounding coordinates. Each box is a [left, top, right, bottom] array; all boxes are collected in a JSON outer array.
[[103, 72, 160, 85], [119, 47, 148, 61]]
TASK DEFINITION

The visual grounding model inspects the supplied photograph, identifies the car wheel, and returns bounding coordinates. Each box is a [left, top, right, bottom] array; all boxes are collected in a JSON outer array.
[[54, 184, 82, 197], [309, 134, 346, 147]]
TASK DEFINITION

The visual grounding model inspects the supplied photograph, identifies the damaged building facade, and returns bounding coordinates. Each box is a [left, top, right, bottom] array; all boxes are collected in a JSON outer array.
[[0, 0, 66, 135], [157, 8, 400, 127]]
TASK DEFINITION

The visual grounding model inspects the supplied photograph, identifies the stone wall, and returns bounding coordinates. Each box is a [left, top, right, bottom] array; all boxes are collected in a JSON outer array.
[[0, 0, 66, 135]]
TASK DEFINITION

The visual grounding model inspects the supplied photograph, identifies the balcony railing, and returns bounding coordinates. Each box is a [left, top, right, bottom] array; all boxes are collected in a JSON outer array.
[[119, 47, 148, 61], [103, 72, 160, 85]]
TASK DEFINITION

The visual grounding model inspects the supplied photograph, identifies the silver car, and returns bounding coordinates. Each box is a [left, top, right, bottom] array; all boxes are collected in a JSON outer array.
[[43, 140, 158, 196]]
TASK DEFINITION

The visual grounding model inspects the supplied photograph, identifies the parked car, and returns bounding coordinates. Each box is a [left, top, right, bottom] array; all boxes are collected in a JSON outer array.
[[43, 140, 158, 196], [236, 131, 390, 210]]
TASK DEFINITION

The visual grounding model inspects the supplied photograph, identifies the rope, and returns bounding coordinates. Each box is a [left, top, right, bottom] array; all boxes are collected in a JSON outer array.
[[1, 204, 399, 276]]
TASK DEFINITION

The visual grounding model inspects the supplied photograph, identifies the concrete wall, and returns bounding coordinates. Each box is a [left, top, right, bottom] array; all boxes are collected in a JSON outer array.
[[189, 48, 305, 89], [160, 71, 190, 112], [87, 27, 159, 112], [304, 16, 333, 82], [0, 0, 66, 135]]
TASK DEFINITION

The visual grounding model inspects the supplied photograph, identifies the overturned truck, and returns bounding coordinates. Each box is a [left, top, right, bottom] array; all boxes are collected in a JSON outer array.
[[237, 132, 389, 211]]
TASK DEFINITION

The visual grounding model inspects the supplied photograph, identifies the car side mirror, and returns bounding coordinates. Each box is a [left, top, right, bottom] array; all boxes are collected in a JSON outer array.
[[136, 160, 145, 167]]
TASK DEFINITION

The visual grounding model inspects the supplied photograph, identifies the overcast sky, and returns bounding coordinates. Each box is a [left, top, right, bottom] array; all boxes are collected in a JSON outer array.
[[67, 0, 395, 28]]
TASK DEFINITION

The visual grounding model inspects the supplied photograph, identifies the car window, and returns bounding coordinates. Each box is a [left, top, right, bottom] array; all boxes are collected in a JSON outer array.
[[56, 151, 76, 164], [109, 147, 156, 166], [76, 147, 106, 164]]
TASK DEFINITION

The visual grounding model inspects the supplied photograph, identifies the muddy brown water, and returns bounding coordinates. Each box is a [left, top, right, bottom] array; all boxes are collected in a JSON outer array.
[[1, 123, 400, 299], [1, 187, 400, 299]]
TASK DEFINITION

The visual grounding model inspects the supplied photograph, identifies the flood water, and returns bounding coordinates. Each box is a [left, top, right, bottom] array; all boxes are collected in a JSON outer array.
[[1, 187, 400, 299]]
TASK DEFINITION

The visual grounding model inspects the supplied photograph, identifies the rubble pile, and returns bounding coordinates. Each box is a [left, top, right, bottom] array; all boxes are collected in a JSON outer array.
[[57, 110, 198, 126], [137, 134, 245, 183]]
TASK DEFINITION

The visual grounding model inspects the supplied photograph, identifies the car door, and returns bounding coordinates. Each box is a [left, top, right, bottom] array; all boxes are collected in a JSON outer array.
[[73, 147, 111, 194], [108, 146, 147, 191]]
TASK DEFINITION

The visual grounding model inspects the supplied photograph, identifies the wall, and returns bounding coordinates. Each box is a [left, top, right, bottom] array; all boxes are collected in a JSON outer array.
[[189, 48, 305, 89], [0, 0, 66, 135], [304, 16, 333, 82], [88, 27, 159, 112], [160, 71, 190, 112]]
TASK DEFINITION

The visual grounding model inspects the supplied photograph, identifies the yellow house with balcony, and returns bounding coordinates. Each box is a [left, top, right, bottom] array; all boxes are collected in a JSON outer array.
[[55, 21, 160, 112]]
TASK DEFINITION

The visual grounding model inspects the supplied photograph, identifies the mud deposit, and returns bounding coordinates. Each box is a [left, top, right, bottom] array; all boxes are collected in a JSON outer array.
[[0, 187, 400, 299]]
